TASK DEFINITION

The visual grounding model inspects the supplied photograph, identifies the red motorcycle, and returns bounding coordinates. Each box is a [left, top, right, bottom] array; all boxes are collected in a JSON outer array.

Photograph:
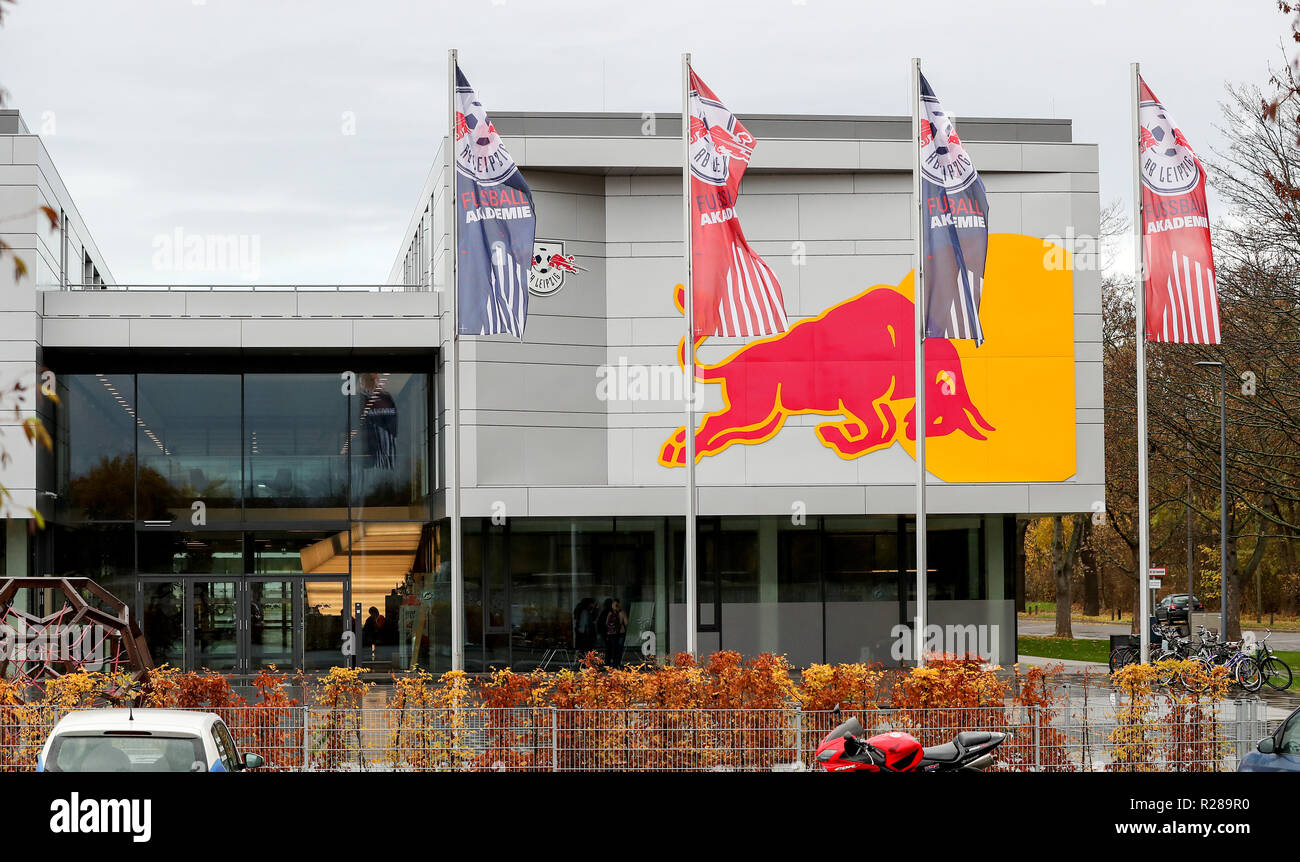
[[815, 715, 1005, 773]]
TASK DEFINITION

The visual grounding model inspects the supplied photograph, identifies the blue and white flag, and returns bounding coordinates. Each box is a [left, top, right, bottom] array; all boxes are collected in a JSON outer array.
[[454, 66, 536, 338], [918, 73, 988, 346]]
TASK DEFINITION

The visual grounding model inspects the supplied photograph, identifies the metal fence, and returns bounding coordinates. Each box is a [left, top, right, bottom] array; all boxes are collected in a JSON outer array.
[[0, 699, 1274, 772]]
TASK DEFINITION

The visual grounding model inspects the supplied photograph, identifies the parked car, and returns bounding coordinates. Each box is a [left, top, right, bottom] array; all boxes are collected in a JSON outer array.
[[1239, 704, 1300, 772], [1154, 593, 1204, 625], [38, 708, 265, 773]]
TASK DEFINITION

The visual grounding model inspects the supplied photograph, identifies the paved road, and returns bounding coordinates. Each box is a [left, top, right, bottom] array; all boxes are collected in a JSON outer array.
[[1018, 617, 1300, 650]]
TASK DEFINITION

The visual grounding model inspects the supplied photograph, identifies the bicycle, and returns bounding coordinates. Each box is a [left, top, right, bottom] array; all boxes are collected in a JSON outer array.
[[1108, 639, 1140, 672], [1182, 626, 1262, 693], [1152, 631, 1193, 687], [1108, 623, 1183, 675], [1249, 630, 1293, 692], [1107, 624, 1180, 676]]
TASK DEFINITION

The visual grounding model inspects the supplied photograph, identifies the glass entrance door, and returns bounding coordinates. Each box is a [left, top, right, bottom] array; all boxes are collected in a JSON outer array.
[[140, 580, 185, 669], [303, 576, 348, 672], [138, 577, 349, 674], [194, 579, 241, 673], [247, 579, 294, 670]]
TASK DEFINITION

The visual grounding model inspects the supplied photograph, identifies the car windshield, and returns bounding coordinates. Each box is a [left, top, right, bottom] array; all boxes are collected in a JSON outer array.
[[47, 733, 206, 772]]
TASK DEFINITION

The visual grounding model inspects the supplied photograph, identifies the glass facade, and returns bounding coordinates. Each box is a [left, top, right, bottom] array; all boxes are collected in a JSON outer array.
[[462, 518, 667, 672], [244, 374, 349, 518], [46, 367, 438, 676], [46, 365, 1014, 677], [662, 515, 1014, 667], [137, 374, 243, 523], [458, 514, 1013, 672]]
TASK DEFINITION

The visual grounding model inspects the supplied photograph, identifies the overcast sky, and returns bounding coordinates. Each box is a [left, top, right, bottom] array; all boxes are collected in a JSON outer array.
[[0, 0, 1287, 284]]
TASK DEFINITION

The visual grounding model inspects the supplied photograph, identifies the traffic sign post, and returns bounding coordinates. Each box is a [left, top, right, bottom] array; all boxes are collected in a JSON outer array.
[[1147, 568, 1165, 618]]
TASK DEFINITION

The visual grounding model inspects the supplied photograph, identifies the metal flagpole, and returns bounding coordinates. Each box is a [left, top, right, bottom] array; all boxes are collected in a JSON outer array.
[[682, 52, 698, 659], [447, 48, 465, 672], [1131, 61, 1152, 663], [1194, 360, 1229, 637], [1213, 362, 1227, 638], [1187, 448, 1193, 600], [911, 57, 928, 667]]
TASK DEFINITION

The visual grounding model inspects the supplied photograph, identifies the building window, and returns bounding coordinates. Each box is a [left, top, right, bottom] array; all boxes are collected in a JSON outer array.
[[136, 374, 243, 523], [56, 374, 138, 522], [350, 372, 429, 519], [244, 373, 349, 518]]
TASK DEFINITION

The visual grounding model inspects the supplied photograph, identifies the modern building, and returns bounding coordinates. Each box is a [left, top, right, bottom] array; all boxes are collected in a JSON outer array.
[[0, 104, 1103, 677]]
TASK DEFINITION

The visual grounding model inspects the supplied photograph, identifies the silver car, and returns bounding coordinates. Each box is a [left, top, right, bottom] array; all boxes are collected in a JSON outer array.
[[38, 708, 265, 773]]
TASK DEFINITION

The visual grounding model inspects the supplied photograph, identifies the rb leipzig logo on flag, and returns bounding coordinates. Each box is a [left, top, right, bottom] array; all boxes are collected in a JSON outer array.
[[1136, 76, 1219, 344]]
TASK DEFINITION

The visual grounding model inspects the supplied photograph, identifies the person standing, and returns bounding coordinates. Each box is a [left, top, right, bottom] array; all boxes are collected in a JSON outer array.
[[603, 598, 628, 669], [573, 597, 598, 655]]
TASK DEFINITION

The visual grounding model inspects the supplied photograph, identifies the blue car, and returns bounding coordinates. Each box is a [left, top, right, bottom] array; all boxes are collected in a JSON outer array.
[[1238, 704, 1300, 772]]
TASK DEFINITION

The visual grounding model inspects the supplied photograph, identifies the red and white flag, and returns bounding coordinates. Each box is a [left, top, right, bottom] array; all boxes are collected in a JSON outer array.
[[1138, 76, 1220, 344], [688, 69, 788, 338]]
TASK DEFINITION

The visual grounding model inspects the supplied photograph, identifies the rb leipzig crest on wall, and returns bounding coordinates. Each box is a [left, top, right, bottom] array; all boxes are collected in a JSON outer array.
[[528, 241, 582, 297]]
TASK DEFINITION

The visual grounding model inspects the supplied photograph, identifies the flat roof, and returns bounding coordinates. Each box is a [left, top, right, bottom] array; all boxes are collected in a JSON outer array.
[[488, 111, 1072, 143]]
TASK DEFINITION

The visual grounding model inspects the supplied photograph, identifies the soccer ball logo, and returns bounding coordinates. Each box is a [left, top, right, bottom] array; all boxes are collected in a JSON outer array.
[[529, 241, 581, 297], [919, 98, 977, 192], [454, 90, 516, 185], [1138, 100, 1200, 196]]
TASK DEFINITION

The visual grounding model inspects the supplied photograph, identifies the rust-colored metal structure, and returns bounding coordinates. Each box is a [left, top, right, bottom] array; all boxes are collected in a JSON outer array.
[[0, 578, 152, 694]]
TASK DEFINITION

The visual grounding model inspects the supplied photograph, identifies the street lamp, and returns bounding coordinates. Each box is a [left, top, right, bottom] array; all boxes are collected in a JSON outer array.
[[1194, 360, 1228, 640]]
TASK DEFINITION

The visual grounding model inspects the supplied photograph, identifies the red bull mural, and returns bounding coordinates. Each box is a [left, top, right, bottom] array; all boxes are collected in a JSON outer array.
[[658, 233, 1078, 483]]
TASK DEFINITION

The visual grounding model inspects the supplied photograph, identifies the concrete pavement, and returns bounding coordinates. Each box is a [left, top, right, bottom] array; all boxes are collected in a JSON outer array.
[[1014, 653, 1108, 673]]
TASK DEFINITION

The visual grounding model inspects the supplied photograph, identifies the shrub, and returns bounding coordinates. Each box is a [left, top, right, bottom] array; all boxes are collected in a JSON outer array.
[[310, 666, 372, 771]]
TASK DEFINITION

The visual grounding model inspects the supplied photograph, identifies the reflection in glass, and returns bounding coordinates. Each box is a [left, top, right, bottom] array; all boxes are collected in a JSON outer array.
[[194, 580, 239, 671], [141, 581, 184, 668], [461, 518, 661, 672], [244, 374, 348, 518], [48, 523, 134, 581], [248, 580, 293, 670], [136, 375, 242, 522], [825, 528, 899, 602], [462, 520, 484, 672], [713, 520, 759, 604], [350, 373, 429, 519], [904, 519, 983, 601], [352, 522, 430, 672], [138, 532, 243, 574], [57, 374, 138, 521], [304, 578, 348, 672], [777, 520, 821, 602], [252, 531, 349, 575]]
